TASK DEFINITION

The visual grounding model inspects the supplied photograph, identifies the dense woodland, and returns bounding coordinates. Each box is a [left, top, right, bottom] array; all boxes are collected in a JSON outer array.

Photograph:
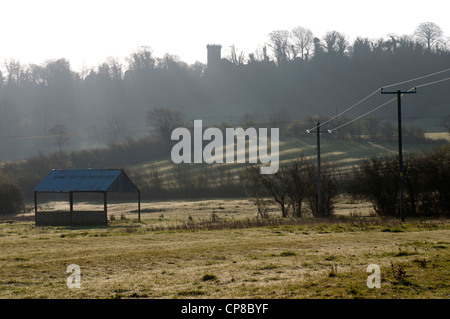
[[1, 22, 450, 161]]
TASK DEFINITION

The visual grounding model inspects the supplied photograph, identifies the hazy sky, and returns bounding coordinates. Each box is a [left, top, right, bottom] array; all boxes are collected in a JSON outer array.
[[1, 0, 449, 71]]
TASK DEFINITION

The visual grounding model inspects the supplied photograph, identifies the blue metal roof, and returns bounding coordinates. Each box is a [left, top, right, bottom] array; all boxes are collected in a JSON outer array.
[[34, 169, 140, 193]]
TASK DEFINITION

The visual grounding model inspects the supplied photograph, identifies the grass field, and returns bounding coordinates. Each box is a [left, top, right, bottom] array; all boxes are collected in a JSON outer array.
[[0, 198, 448, 299]]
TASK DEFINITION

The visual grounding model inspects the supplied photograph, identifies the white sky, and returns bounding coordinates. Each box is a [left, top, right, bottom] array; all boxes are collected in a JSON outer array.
[[1, 0, 449, 72]]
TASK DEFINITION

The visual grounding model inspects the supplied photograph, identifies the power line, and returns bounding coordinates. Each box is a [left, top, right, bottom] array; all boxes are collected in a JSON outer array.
[[328, 96, 398, 132], [309, 67, 450, 132], [198, 70, 450, 132], [329, 75, 450, 132], [382, 68, 450, 89], [415, 77, 450, 88], [307, 89, 379, 132]]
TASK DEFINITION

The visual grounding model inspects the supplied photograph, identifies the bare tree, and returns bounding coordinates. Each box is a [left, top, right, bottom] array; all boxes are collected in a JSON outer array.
[[43, 58, 73, 87], [157, 54, 188, 71], [414, 22, 444, 52], [229, 45, 246, 66], [323, 31, 348, 56], [97, 62, 111, 79], [146, 107, 186, 141], [291, 26, 314, 61], [190, 61, 206, 77], [106, 56, 123, 80], [244, 158, 338, 218], [323, 31, 338, 55], [88, 115, 127, 146], [268, 30, 292, 64], [336, 33, 348, 56], [248, 48, 270, 63], [104, 115, 127, 145], [352, 37, 372, 53], [49, 124, 69, 154], [241, 165, 272, 218], [126, 46, 155, 71], [4, 59, 22, 86]]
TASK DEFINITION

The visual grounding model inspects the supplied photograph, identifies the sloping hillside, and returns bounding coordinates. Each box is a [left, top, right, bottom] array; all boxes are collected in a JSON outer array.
[[127, 135, 447, 191]]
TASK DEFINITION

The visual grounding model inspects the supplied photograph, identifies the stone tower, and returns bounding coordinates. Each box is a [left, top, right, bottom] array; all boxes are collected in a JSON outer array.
[[206, 44, 222, 69]]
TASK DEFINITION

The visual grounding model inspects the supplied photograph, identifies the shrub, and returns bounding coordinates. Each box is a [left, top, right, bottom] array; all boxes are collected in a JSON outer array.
[[415, 145, 450, 216], [304, 160, 339, 217], [346, 155, 399, 216], [346, 145, 450, 217], [243, 157, 339, 218], [0, 173, 24, 215]]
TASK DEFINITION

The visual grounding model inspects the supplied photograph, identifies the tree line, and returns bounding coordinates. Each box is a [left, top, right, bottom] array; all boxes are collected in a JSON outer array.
[[1, 134, 448, 219], [0, 22, 449, 161]]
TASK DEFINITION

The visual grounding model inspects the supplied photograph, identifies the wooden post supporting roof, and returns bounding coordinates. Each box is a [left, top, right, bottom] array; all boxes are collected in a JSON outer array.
[[103, 191, 107, 224], [69, 191, 73, 224], [34, 191, 37, 225], [138, 191, 141, 222]]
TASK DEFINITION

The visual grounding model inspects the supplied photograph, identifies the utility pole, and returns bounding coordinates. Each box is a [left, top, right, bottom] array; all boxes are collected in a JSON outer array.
[[307, 120, 331, 217], [380, 88, 417, 222]]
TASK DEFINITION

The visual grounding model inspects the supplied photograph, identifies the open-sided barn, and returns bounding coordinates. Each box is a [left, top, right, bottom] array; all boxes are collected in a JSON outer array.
[[34, 169, 140, 226]]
